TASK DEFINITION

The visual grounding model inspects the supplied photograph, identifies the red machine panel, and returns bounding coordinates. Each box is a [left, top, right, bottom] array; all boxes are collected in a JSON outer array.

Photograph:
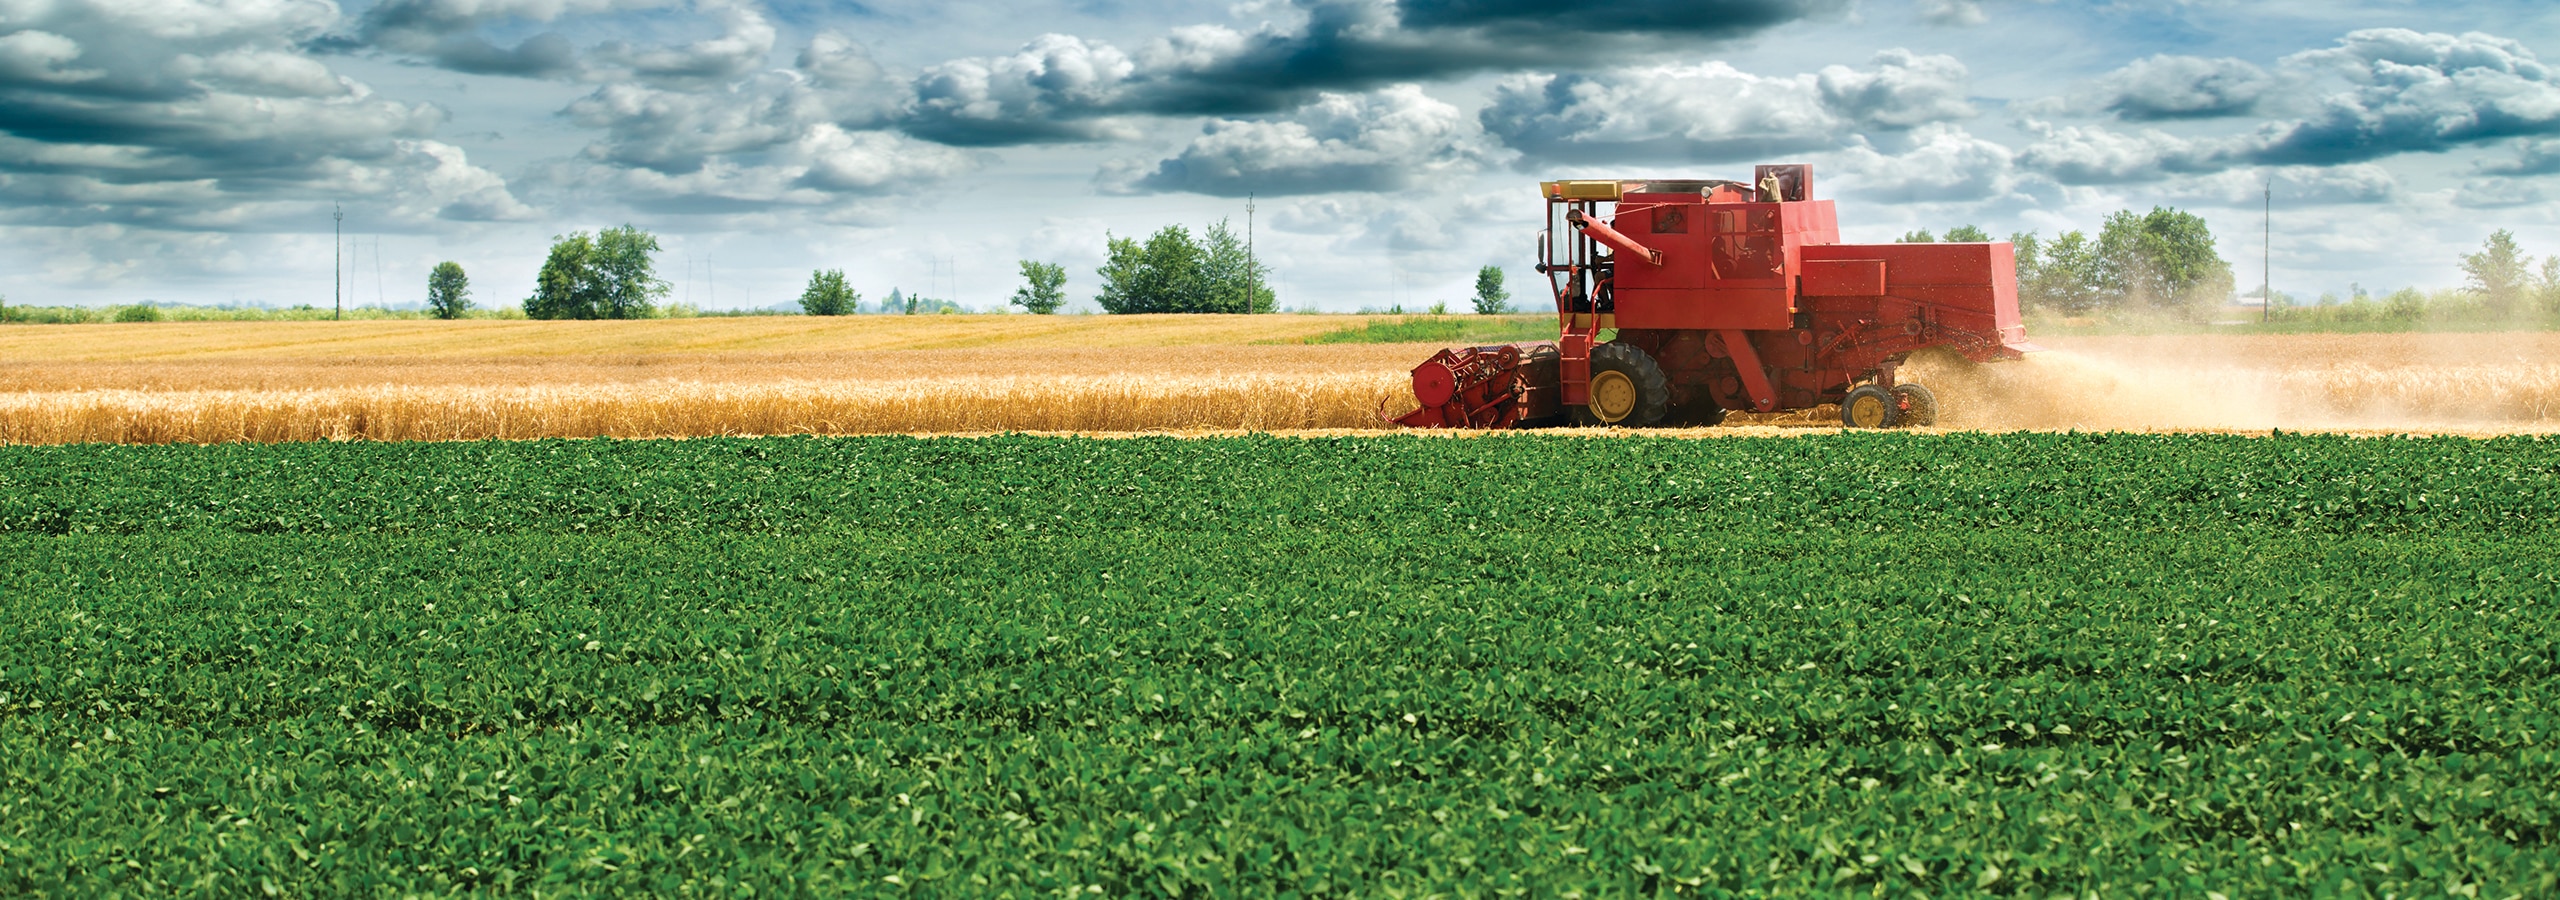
[[1800, 241, 2025, 346], [1801, 258, 1884, 296], [1609, 195, 1845, 332]]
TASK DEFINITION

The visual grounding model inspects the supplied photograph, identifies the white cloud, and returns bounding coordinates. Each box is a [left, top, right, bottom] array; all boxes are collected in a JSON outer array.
[[1481, 51, 1971, 165], [2015, 29, 2560, 185], [1100, 84, 1502, 196], [355, 0, 663, 76], [538, 124, 978, 213], [1833, 123, 2015, 203], [0, 0, 530, 236], [562, 31, 905, 172], [1479, 63, 1833, 164], [2015, 120, 2224, 183], [2253, 29, 2560, 165], [2478, 137, 2560, 176], [0, 30, 104, 84], [544, 29, 974, 211], [1916, 0, 1986, 27], [904, 33, 1142, 144], [791, 125, 980, 192], [587, 0, 774, 89], [2453, 177, 2545, 209], [314, 139, 536, 221], [2076, 54, 2273, 120], [2156, 165, 2397, 207], [1816, 49, 1975, 128]]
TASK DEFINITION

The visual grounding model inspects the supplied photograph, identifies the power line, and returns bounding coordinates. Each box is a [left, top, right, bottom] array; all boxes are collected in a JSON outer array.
[[332, 203, 343, 320], [1246, 193, 1257, 314]]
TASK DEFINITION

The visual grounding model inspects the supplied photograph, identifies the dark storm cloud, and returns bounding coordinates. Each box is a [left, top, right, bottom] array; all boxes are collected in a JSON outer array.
[[896, 0, 1846, 146], [421, 33, 583, 76], [1392, 0, 1830, 37], [0, 0, 532, 228], [2020, 29, 2560, 184], [350, 0, 771, 87], [2248, 29, 2560, 166], [347, 0, 613, 76]]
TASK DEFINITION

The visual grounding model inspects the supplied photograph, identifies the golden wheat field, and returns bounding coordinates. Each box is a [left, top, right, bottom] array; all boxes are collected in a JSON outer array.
[[3, 317, 2557, 443]]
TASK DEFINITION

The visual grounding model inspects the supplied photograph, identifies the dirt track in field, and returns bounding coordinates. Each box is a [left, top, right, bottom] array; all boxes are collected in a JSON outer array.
[[3, 321, 2555, 443]]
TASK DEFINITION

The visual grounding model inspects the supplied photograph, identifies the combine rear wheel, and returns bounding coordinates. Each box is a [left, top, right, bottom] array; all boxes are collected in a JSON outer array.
[[1576, 342, 1670, 427], [1841, 384, 1899, 429], [1892, 383, 1940, 427]]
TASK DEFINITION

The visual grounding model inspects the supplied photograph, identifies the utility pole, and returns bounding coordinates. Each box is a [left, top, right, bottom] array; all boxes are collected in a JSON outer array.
[[333, 203, 344, 320], [2262, 178, 2271, 323], [1246, 193, 1256, 315]]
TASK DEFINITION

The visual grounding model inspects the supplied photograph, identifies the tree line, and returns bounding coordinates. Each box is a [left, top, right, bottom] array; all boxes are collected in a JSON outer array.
[[797, 217, 1274, 316], [2454, 229, 2560, 318], [1902, 207, 2236, 315], [376, 211, 2554, 325]]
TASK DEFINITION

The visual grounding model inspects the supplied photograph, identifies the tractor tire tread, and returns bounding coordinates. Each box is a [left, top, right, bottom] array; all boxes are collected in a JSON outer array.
[[1579, 341, 1671, 426]]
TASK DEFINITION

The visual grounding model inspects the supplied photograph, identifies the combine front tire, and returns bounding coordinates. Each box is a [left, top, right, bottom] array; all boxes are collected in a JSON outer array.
[[1892, 383, 1940, 427], [1841, 384, 1899, 429], [1577, 342, 1670, 427]]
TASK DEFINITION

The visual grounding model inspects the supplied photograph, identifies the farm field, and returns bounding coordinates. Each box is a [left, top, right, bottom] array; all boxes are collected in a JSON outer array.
[[4, 432, 2558, 894], [3, 317, 2558, 442]]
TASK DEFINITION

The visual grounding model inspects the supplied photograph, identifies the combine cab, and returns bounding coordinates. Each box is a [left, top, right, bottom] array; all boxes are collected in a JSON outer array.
[[1395, 165, 2038, 429]]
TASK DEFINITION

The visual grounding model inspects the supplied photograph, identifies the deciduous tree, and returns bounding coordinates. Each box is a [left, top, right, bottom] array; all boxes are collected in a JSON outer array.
[[1471, 266, 1511, 314], [593, 225, 668, 319], [799, 268, 856, 315], [2538, 256, 2560, 315], [1098, 226, 1210, 313], [2462, 229, 2532, 316], [427, 261, 471, 319], [524, 232, 600, 320], [2013, 230, 2106, 315], [1010, 261, 1067, 314], [1202, 220, 1273, 314], [525, 226, 669, 319], [2095, 206, 2233, 312]]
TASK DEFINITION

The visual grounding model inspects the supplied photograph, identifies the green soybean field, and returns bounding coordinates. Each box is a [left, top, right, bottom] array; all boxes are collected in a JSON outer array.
[[3, 433, 2557, 896]]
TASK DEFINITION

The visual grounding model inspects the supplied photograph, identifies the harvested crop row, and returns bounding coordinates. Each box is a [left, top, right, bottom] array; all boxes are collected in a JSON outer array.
[[0, 373, 1414, 443], [5, 330, 2557, 442], [0, 344, 1430, 392]]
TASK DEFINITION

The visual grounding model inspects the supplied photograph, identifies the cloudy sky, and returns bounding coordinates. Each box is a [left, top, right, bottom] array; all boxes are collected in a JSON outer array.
[[3, 0, 2556, 312]]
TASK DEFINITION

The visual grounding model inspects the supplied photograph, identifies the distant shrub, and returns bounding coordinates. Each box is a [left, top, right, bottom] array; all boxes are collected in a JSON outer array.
[[2382, 288, 2427, 322], [113, 304, 163, 323]]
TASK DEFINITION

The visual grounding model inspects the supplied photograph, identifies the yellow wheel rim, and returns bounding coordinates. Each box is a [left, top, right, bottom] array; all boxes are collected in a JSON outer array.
[[1591, 370, 1637, 423], [1846, 393, 1888, 428]]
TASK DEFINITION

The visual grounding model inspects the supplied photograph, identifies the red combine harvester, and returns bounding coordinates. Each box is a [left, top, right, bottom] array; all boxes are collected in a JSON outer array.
[[1394, 165, 2037, 430]]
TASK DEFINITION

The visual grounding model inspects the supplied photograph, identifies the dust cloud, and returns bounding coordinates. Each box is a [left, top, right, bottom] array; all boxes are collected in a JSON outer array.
[[1897, 333, 2560, 434]]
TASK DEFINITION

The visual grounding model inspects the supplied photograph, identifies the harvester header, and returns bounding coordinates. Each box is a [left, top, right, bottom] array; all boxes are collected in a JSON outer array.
[[1396, 164, 2038, 430]]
